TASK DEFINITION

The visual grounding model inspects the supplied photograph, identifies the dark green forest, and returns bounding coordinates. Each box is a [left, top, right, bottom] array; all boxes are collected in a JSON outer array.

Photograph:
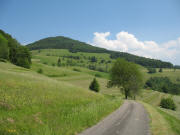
[[27, 36, 173, 68], [145, 77, 180, 95], [0, 29, 31, 68]]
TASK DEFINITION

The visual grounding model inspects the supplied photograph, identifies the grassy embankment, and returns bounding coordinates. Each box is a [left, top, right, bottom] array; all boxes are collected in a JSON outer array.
[[0, 62, 122, 135]]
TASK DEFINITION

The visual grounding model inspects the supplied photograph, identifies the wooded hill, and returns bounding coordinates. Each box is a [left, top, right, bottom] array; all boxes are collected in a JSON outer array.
[[0, 29, 31, 68], [27, 36, 173, 68]]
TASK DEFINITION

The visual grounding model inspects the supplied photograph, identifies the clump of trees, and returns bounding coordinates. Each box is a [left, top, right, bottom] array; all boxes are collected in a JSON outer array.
[[147, 68, 156, 74], [160, 98, 176, 110], [107, 58, 143, 99], [89, 78, 100, 92], [0, 30, 31, 68], [145, 77, 180, 95]]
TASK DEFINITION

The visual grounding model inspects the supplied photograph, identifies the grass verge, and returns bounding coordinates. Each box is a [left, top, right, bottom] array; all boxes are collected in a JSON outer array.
[[141, 101, 180, 135]]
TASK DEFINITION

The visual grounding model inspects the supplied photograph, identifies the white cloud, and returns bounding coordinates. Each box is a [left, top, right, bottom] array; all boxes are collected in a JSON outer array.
[[92, 31, 180, 64]]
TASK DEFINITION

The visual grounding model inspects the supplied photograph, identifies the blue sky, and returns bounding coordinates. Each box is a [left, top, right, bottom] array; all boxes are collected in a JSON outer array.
[[0, 0, 180, 64]]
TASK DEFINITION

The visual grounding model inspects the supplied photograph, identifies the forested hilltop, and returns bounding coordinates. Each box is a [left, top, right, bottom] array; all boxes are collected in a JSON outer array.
[[27, 36, 173, 68], [0, 29, 31, 68]]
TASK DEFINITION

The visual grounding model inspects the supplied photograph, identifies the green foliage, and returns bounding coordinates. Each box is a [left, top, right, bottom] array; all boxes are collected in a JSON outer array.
[[147, 68, 156, 74], [26, 36, 173, 68], [37, 68, 43, 74], [73, 68, 81, 72], [52, 63, 56, 66], [89, 78, 100, 92], [159, 68, 163, 72], [108, 58, 143, 99], [90, 56, 97, 62], [0, 58, 7, 62], [160, 98, 176, 110], [57, 57, 61, 67], [0, 29, 31, 68], [15, 46, 31, 68], [0, 34, 9, 60], [110, 52, 173, 68], [95, 73, 102, 77], [145, 77, 180, 95]]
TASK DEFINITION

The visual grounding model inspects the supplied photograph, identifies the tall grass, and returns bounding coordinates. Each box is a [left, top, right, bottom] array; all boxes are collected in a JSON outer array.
[[0, 62, 122, 135]]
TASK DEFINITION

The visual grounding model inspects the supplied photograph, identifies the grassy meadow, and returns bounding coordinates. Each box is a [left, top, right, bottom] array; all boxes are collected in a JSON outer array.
[[0, 48, 180, 135], [0, 62, 122, 135]]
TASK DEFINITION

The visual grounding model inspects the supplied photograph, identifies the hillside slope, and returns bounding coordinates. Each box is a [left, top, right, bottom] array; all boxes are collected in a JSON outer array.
[[0, 62, 122, 135], [27, 36, 173, 68]]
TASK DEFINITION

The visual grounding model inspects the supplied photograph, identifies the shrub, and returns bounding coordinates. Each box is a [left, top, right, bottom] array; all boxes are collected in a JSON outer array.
[[0, 58, 7, 63], [160, 98, 176, 110], [57, 58, 61, 67], [147, 68, 156, 74], [89, 78, 100, 92], [159, 68, 163, 72], [52, 63, 56, 66], [43, 62, 48, 65], [95, 73, 101, 77], [97, 67, 105, 72], [73, 68, 81, 72], [37, 68, 43, 74]]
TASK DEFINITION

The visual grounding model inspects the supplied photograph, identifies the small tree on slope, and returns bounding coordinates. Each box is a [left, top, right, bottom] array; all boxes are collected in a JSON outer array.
[[89, 78, 100, 92]]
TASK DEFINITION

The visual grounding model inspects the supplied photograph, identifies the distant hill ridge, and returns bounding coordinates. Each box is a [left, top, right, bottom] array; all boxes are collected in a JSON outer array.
[[27, 36, 173, 68]]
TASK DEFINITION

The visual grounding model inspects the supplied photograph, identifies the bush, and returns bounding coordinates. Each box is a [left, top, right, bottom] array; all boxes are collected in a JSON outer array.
[[43, 62, 48, 65], [95, 73, 101, 77], [147, 68, 156, 74], [73, 68, 81, 72], [37, 68, 43, 74], [159, 68, 163, 72], [160, 98, 176, 110], [0, 58, 7, 63], [97, 67, 105, 72], [52, 63, 56, 66], [89, 78, 100, 92]]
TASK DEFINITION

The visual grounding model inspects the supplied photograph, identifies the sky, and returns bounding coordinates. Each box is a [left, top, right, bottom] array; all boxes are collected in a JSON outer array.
[[0, 0, 180, 65]]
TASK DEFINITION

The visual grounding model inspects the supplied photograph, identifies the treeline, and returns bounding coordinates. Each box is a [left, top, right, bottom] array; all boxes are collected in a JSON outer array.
[[27, 36, 173, 68], [174, 65, 180, 69], [145, 77, 180, 95], [0, 29, 31, 68], [110, 52, 173, 68]]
